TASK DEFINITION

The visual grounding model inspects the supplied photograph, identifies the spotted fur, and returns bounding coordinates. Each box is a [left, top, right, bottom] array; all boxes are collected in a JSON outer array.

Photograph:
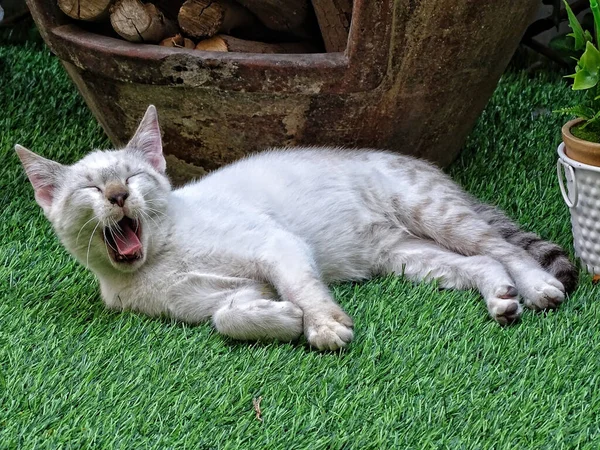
[[473, 203, 578, 293]]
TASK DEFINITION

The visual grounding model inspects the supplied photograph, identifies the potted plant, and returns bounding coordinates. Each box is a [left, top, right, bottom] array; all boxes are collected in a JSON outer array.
[[557, 0, 600, 276]]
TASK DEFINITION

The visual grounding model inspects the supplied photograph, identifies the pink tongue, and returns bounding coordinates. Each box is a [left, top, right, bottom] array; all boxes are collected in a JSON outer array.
[[114, 221, 142, 256]]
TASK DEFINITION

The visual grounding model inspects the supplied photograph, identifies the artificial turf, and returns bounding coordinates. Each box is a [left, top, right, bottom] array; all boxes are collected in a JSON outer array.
[[1, 33, 600, 449]]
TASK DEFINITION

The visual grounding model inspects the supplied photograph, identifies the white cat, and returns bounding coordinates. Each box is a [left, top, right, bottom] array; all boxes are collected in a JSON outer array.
[[16, 105, 577, 350]]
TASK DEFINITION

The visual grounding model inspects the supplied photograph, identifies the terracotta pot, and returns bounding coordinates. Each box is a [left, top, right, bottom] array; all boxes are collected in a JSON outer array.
[[562, 118, 600, 167], [26, 0, 538, 183]]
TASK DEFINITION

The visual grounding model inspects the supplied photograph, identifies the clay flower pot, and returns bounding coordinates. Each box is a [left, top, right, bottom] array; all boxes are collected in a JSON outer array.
[[558, 119, 600, 276], [26, 0, 538, 183]]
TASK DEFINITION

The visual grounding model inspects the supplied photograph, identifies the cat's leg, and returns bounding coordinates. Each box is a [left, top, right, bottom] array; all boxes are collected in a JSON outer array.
[[402, 192, 565, 311], [472, 202, 578, 293], [256, 231, 354, 351], [167, 273, 303, 342], [213, 295, 304, 342], [382, 238, 522, 324]]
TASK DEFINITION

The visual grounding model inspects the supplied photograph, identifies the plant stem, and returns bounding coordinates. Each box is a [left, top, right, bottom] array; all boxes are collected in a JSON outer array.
[[591, 0, 600, 47]]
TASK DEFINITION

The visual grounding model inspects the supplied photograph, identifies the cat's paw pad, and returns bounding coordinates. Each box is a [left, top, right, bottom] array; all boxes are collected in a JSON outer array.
[[519, 271, 565, 311], [304, 309, 354, 351], [488, 285, 522, 326]]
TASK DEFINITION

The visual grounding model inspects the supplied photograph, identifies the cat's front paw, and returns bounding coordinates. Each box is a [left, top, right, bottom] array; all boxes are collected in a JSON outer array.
[[518, 270, 565, 311], [304, 307, 354, 351]]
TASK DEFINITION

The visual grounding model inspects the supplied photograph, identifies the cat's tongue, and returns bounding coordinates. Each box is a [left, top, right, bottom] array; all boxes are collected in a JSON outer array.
[[114, 220, 142, 256]]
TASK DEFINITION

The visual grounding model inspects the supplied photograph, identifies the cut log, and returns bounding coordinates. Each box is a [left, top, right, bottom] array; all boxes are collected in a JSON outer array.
[[57, 0, 113, 21], [234, 0, 310, 36], [160, 33, 195, 48], [195, 34, 316, 53], [311, 0, 352, 52], [110, 0, 177, 43], [151, 0, 184, 20], [178, 0, 257, 39]]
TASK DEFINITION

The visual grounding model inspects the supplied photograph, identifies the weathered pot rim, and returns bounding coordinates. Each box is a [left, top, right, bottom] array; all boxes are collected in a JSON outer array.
[[561, 118, 600, 167], [26, 0, 392, 94]]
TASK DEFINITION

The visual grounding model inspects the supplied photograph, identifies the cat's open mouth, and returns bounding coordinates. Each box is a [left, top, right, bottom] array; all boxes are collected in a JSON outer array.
[[103, 216, 143, 264]]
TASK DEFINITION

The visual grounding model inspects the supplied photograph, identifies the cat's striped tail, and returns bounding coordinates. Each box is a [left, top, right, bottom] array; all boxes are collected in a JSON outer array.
[[473, 203, 578, 293]]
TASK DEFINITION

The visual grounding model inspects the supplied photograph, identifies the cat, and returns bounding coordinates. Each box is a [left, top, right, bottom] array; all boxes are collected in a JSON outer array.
[[15, 105, 578, 350]]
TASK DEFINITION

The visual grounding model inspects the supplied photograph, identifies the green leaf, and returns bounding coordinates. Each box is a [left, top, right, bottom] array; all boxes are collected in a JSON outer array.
[[554, 105, 596, 120], [549, 33, 579, 62], [572, 41, 600, 90], [573, 68, 598, 89], [564, 0, 587, 50], [550, 32, 576, 52]]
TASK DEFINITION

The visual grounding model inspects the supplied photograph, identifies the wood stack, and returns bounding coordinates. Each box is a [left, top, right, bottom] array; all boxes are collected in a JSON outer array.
[[56, 0, 353, 53]]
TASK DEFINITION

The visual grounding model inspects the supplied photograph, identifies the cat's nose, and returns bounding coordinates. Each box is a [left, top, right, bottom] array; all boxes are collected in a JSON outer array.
[[106, 183, 129, 208], [109, 192, 129, 207]]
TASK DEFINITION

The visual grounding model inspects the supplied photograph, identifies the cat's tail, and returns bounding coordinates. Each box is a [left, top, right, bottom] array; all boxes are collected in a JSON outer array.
[[473, 203, 579, 293]]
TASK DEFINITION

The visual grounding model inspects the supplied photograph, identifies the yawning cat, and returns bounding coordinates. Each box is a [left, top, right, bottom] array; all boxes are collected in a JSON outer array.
[[15, 105, 578, 350]]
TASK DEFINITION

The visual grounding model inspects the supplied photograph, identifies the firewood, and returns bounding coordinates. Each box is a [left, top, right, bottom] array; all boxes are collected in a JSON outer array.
[[160, 33, 195, 48], [178, 0, 257, 39], [57, 0, 113, 21], [151, 0, 184, 20], [234, 0, 309, 36], [110, 0, 177, 43], [195, 34, 316, 53], [311, 0, 352, 52]]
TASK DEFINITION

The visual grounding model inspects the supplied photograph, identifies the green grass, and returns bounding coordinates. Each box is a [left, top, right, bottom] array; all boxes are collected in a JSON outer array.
[[2, 36, 600, 449]]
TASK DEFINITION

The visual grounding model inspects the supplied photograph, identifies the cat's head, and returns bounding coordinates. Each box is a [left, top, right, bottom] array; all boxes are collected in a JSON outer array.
[[16, 105, 171, 274]]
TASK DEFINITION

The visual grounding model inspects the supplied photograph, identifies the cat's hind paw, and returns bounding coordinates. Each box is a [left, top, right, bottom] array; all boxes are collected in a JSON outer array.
[[518, 270, 565, 311], [487, 286, 522, 326], [304, 308, 354, 351]]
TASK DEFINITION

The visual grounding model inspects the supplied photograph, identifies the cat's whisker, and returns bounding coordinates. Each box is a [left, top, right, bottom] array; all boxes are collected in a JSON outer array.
[[138, 209, 156, 227], [138, 209, 161, 229], [145, 209, 167, 220], [112, 224, 125, 239], [136, 210, 157, 249], [142, 202, 168, 218], [103, 236, 113, 262], [109, 217, 125, 238], [76, 214, 101, 246], [85, 220, 102, 269], [104, 217, 124, 240], [144, 196, 166, 205], [107, 227, 119, 252], [103, 224, 118, 253], [142, 211, 164, 227], [103, 232, 116, 253]]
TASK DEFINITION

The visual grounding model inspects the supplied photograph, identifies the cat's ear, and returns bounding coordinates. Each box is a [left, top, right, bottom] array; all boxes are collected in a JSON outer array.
[[15, 145, 66, 213], [126, 105, 166, 173]]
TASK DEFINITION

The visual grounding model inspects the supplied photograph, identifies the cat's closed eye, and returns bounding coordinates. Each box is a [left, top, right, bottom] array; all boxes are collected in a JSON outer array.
[[83, 185, 102, 192], [126, 173, 144, 184]]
